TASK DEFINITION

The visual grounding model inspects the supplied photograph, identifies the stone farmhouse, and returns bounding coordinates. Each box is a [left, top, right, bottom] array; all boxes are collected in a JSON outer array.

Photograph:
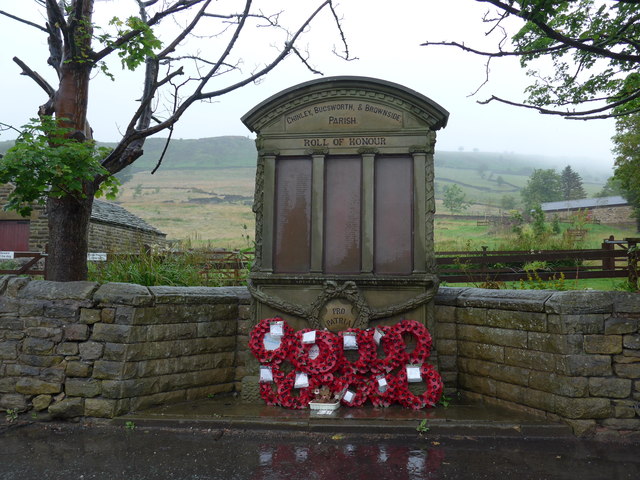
[[0, 184, 166, 253], [541, 195, 634, 225]]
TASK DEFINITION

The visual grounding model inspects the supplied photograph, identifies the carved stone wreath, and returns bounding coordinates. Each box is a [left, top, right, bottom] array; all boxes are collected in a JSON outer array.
[[247, 279, 436, 330]]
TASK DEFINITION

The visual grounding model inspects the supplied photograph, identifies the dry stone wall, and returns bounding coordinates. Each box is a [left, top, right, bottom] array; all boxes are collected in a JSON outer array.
[[0, 276, 250, 419], [2, 277, 639, 437], [434, 287, 640, 436], [87, 221, 167, 253]]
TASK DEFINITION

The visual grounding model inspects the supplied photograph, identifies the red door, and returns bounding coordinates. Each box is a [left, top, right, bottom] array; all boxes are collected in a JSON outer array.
[[0, 221, 30, 251]]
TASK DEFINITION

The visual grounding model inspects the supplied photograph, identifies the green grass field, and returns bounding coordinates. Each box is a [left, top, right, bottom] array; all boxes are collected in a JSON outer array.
[[110, 162, 638, 291], [434, 217, 637, 251], [442, 277, 634, 291]]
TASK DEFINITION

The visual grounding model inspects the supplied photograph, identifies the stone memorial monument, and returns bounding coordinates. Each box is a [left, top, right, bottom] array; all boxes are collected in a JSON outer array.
[[241, 76, 449, 400]]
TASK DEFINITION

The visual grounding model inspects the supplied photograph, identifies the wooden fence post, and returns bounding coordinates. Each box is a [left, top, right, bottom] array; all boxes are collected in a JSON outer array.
[[481, 246, 488, 281], [602, 235, 615, 271], [44, 244, 49, 280], [626, 238, 639, 287]]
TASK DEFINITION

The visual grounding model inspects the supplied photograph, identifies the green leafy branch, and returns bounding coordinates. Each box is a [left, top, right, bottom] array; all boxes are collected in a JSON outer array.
[[100, 16, 162, 72], [0, 116, 119, 217]]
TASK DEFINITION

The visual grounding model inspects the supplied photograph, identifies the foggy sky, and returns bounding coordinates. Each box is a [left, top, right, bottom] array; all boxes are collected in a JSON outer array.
[[0, 0, 617, 172]]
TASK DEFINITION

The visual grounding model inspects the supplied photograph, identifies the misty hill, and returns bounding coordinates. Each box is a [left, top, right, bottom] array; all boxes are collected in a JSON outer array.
[[0, 135, 256, 171], [112, 136, 257, 173], [0, 135, 610, 187]]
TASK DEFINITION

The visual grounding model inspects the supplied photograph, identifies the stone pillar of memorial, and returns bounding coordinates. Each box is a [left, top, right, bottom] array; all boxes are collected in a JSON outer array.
[[240, 76, 449, 401]]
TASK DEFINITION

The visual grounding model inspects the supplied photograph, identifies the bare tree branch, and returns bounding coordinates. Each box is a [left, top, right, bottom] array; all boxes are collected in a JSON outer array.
[[156, 0, 212, 60], [328, 1, 353, 61], [102, 0, 348, 175], [0, 9, 48, 32], [12, 56, 56, 97], [292, 47, 322, 75], [421, 40, 568, 58], [0, 122, 22, 135], [479, 88, 640, 120], [92, 0, 209, 62]]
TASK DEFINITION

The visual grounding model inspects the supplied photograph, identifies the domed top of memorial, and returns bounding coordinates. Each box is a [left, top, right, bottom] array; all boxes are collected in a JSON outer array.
[[241, 76, 449, 135]]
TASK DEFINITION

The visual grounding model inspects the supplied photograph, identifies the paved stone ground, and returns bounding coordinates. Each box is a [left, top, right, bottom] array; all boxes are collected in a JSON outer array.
[[0, 421, 639, 480], [114, 395, 575, 438]]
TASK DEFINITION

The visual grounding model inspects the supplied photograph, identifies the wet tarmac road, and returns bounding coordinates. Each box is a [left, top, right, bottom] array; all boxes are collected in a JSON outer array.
[[1, 423, 639, 480]]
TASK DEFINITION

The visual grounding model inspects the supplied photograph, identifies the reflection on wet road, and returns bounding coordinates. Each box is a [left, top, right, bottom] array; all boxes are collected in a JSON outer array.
[[0, 424, 638, 479]]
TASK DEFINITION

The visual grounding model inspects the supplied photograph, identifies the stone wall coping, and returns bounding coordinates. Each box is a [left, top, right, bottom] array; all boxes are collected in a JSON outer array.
[[149, 286, 252, 304], [434, 287, 471, 306], [16, 279, 99, 301], [452, 287, 554, 312], [436, 286, 639, 315], [544, 291, 618, 314], [94, 283, 154, 306]]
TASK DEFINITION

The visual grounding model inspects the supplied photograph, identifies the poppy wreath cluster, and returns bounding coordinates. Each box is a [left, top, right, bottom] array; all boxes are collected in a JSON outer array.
[[392, 363, 443, 410], [250, 317, 443, 410]]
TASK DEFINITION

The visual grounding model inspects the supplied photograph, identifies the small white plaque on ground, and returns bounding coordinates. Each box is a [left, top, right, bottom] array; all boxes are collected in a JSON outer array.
[[87, 253, 107, 261]]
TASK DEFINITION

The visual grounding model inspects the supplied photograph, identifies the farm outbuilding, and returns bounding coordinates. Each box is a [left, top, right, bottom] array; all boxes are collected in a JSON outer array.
[[541, 195, 634, 225], [0, 184, 166, 253]]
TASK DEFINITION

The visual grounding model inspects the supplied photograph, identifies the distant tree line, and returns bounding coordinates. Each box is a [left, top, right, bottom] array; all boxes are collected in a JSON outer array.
[[520, 165, 586, 212]]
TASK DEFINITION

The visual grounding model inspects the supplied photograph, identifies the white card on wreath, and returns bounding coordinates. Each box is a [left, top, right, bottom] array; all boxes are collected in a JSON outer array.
[[373, 328, 384, 345], [343, 333, 358, 350], [377, 376, 388, 393], [294, 372, 309, 388], [259, 366, 273, 383], [269, 321, 284, 338], [407, 365, 422, 383], [308, 344, 320, 360], [263, 333, 281, 351], [343, 389, 355, 403], [302, 330, 316, 344]]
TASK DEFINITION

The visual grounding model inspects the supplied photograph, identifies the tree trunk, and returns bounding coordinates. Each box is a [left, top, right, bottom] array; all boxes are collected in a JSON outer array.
[[46, 188, 95, 282], [44, 0, 95, 282]]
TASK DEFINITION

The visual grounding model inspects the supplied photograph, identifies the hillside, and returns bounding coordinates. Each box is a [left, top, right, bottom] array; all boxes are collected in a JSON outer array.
[[1, 136, 613, 244], [0, 135, 611, 179], [1, 135, 257, 169]]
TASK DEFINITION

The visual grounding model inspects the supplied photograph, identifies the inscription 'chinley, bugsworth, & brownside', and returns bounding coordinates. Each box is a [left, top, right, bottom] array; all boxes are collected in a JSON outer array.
[[286, 102, 402, 125]]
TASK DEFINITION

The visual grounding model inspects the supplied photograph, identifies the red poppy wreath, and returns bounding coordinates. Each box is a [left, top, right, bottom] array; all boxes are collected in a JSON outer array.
[[258, 364, 286, 406], [368, 325, 407, 375], [332, 371, 373, 407], [338, 328, 377, 375], [249, 317, 294, 365], [290, 329, 342, 375], [276, 370, 315, 409], [392, 319, 433, 365], [368, 373, 398, 408], [392, 363, 443, 410]]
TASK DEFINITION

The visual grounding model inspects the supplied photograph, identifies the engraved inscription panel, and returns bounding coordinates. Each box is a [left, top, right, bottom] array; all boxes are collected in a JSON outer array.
[[319, 298, 358, 332], [285, 101, 404, 133], [274, 157, 312, 273], [324, 156, 362, 273], [374, 156, 413, 274]]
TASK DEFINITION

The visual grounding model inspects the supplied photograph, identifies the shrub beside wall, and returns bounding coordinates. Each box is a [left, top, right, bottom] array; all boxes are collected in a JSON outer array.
[[0, 276, 250, 419], [434, 287, 640, 436]]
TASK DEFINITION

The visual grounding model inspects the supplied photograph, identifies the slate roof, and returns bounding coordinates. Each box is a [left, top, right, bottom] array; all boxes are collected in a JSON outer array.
[[91, 200, 166, 236], [541, 196, 628, 212]]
